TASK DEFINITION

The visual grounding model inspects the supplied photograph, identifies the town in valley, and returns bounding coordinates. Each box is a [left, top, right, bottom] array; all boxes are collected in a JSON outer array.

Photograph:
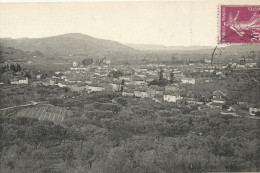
[[0, 2, 259, 172]]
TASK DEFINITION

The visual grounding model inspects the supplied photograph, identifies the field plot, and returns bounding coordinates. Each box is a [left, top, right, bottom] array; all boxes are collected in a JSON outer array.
[[17, 105, 72, 123]]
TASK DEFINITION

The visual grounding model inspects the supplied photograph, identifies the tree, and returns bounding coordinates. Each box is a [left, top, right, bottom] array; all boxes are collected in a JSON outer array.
[[116, 97, 127, 106], [171, 56, 177, 63], [10, 64, 15, 72], [16, 64, 22, 72], [120, 79, 125, 93], [0, 45, 4, 63], [108, 70, 123, 78], [170, 70, 175, 83], [40, 73, 48, 80], [82, 58, 93, 66], [25, 72, 31, 79], [159, 68, 163, 81]]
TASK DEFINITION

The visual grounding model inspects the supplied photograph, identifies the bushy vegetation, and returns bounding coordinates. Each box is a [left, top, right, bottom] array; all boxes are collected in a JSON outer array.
[[0, 86, 259, 172], [0, 85, 75, 108]]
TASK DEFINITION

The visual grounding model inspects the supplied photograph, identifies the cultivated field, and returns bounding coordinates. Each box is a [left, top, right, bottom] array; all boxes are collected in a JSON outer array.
[[17, 105, 71, 123]]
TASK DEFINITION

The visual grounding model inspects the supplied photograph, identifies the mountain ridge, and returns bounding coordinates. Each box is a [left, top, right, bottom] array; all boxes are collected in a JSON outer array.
[[0, 33, 136, 58]]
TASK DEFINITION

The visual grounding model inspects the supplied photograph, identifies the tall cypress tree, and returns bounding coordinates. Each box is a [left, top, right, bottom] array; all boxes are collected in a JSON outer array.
[[170, 71, 174, 83], [159, 68, 163, 81]]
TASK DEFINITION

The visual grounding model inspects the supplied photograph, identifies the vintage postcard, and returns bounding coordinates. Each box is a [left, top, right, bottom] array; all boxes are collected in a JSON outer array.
[[0, 1, 259, 173]]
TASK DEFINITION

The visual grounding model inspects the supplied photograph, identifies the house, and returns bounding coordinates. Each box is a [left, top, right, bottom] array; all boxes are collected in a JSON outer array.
[[118, 76, 131, 82], [163, 91, 181, 103], [122, 85, 135, 97], [249, 107, 260, 116], [134, 87, 148, 98], [70, 67, 87, 71], [86, 86, 105, 93], [146, 76, 155, 83], [207, 102, 224, 109], [36, 74, 42, 79], [61, 76, 67, 79], [49, 80, 55, 85], [176, 99, 186, 105], [212, 89, 228, 102], [122, 89, 135, 97], [131, 75, 146, 85], [69, 84, 85, 92], [31, 81, 41, 86], [111, 80, 121, 92], [181, 78, 195, 84], [70, 62, 88, 71], [104, 59, 111, 66], [165, 85, 180, 92], [10, 77, 29, 85], [10, 78, 19, 85], [18, 77, 29, 84], [152, 94, 164, 103], [147, 85, 164, 98], [246, 63, 257, 68], [209, 89, 228, 109], [172, 71, 184, 80], [57, 83, 67, 88], [237, 101, 249, 107], [73, 61, 78, 67]]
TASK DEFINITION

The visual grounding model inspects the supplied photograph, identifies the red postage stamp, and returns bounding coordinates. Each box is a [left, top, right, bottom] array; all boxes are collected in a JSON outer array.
[[220, 5, 260, 44]]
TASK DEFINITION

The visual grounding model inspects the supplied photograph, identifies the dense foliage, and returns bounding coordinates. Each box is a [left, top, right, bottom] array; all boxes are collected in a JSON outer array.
[[0, 86, 259, 172]]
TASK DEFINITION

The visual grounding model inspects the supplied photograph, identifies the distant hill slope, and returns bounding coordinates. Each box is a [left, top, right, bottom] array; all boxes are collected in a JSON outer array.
[[1, 34, 258, 64], [126, 43, 259, 53], [0, 33, 136, 58], [0, 44, 44, 62], [126, 43, 214, 51]]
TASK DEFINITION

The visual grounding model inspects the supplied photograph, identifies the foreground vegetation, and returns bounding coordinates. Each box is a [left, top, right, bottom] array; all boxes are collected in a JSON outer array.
[[0, 86, 259, 172]]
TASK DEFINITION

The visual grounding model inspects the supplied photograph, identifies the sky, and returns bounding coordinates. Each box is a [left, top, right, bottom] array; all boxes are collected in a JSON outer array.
[[0, 0, 258, 46]]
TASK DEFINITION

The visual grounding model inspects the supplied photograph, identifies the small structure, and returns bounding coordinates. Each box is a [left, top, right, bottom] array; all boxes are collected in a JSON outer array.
[[10, 77, 29, 85], [69, 85, 85, 92], [147, 85, 164, 98], [131, 75, 146, 85], [212, 89, 228, 101], [36, 74, 42, 79], [163, 91, 181, 103], [73, 61, 78, 67], [165, 85, 180, 92], [86, 86, 105, 93], [172, 71, 184, 80], [152, 94, 164, 103], [181, 78, 195, 84], [207, 89, 229, 109], [122, 89, 135, 97], [249, 107, 260, 116], [134, 87, 148, 98], [104, 59, 111, 66]]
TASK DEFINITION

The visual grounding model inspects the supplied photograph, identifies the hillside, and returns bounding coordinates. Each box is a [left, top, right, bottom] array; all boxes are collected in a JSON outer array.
[[1, 34, 258, 66], [126, 43, 214, 51], [0, 33, 136, 58], [127, 43, 260, 54], [0, 44, 44, 62]]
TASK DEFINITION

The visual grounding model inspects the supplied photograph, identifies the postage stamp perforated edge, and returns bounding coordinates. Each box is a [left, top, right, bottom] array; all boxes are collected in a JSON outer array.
[[218, 4, 260, 45]]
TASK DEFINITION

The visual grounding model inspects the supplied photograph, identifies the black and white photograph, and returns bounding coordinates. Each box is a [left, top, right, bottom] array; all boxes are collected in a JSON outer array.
[[0, 1, 259, 172]]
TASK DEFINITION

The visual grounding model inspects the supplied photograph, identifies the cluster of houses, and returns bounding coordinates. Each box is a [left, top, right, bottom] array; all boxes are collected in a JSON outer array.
[[6, 59, 260, 116], [8, 70, 29, 85]]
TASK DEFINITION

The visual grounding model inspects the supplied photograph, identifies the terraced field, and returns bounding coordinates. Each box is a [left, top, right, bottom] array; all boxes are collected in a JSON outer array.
[[17, 105, 71, 123]]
